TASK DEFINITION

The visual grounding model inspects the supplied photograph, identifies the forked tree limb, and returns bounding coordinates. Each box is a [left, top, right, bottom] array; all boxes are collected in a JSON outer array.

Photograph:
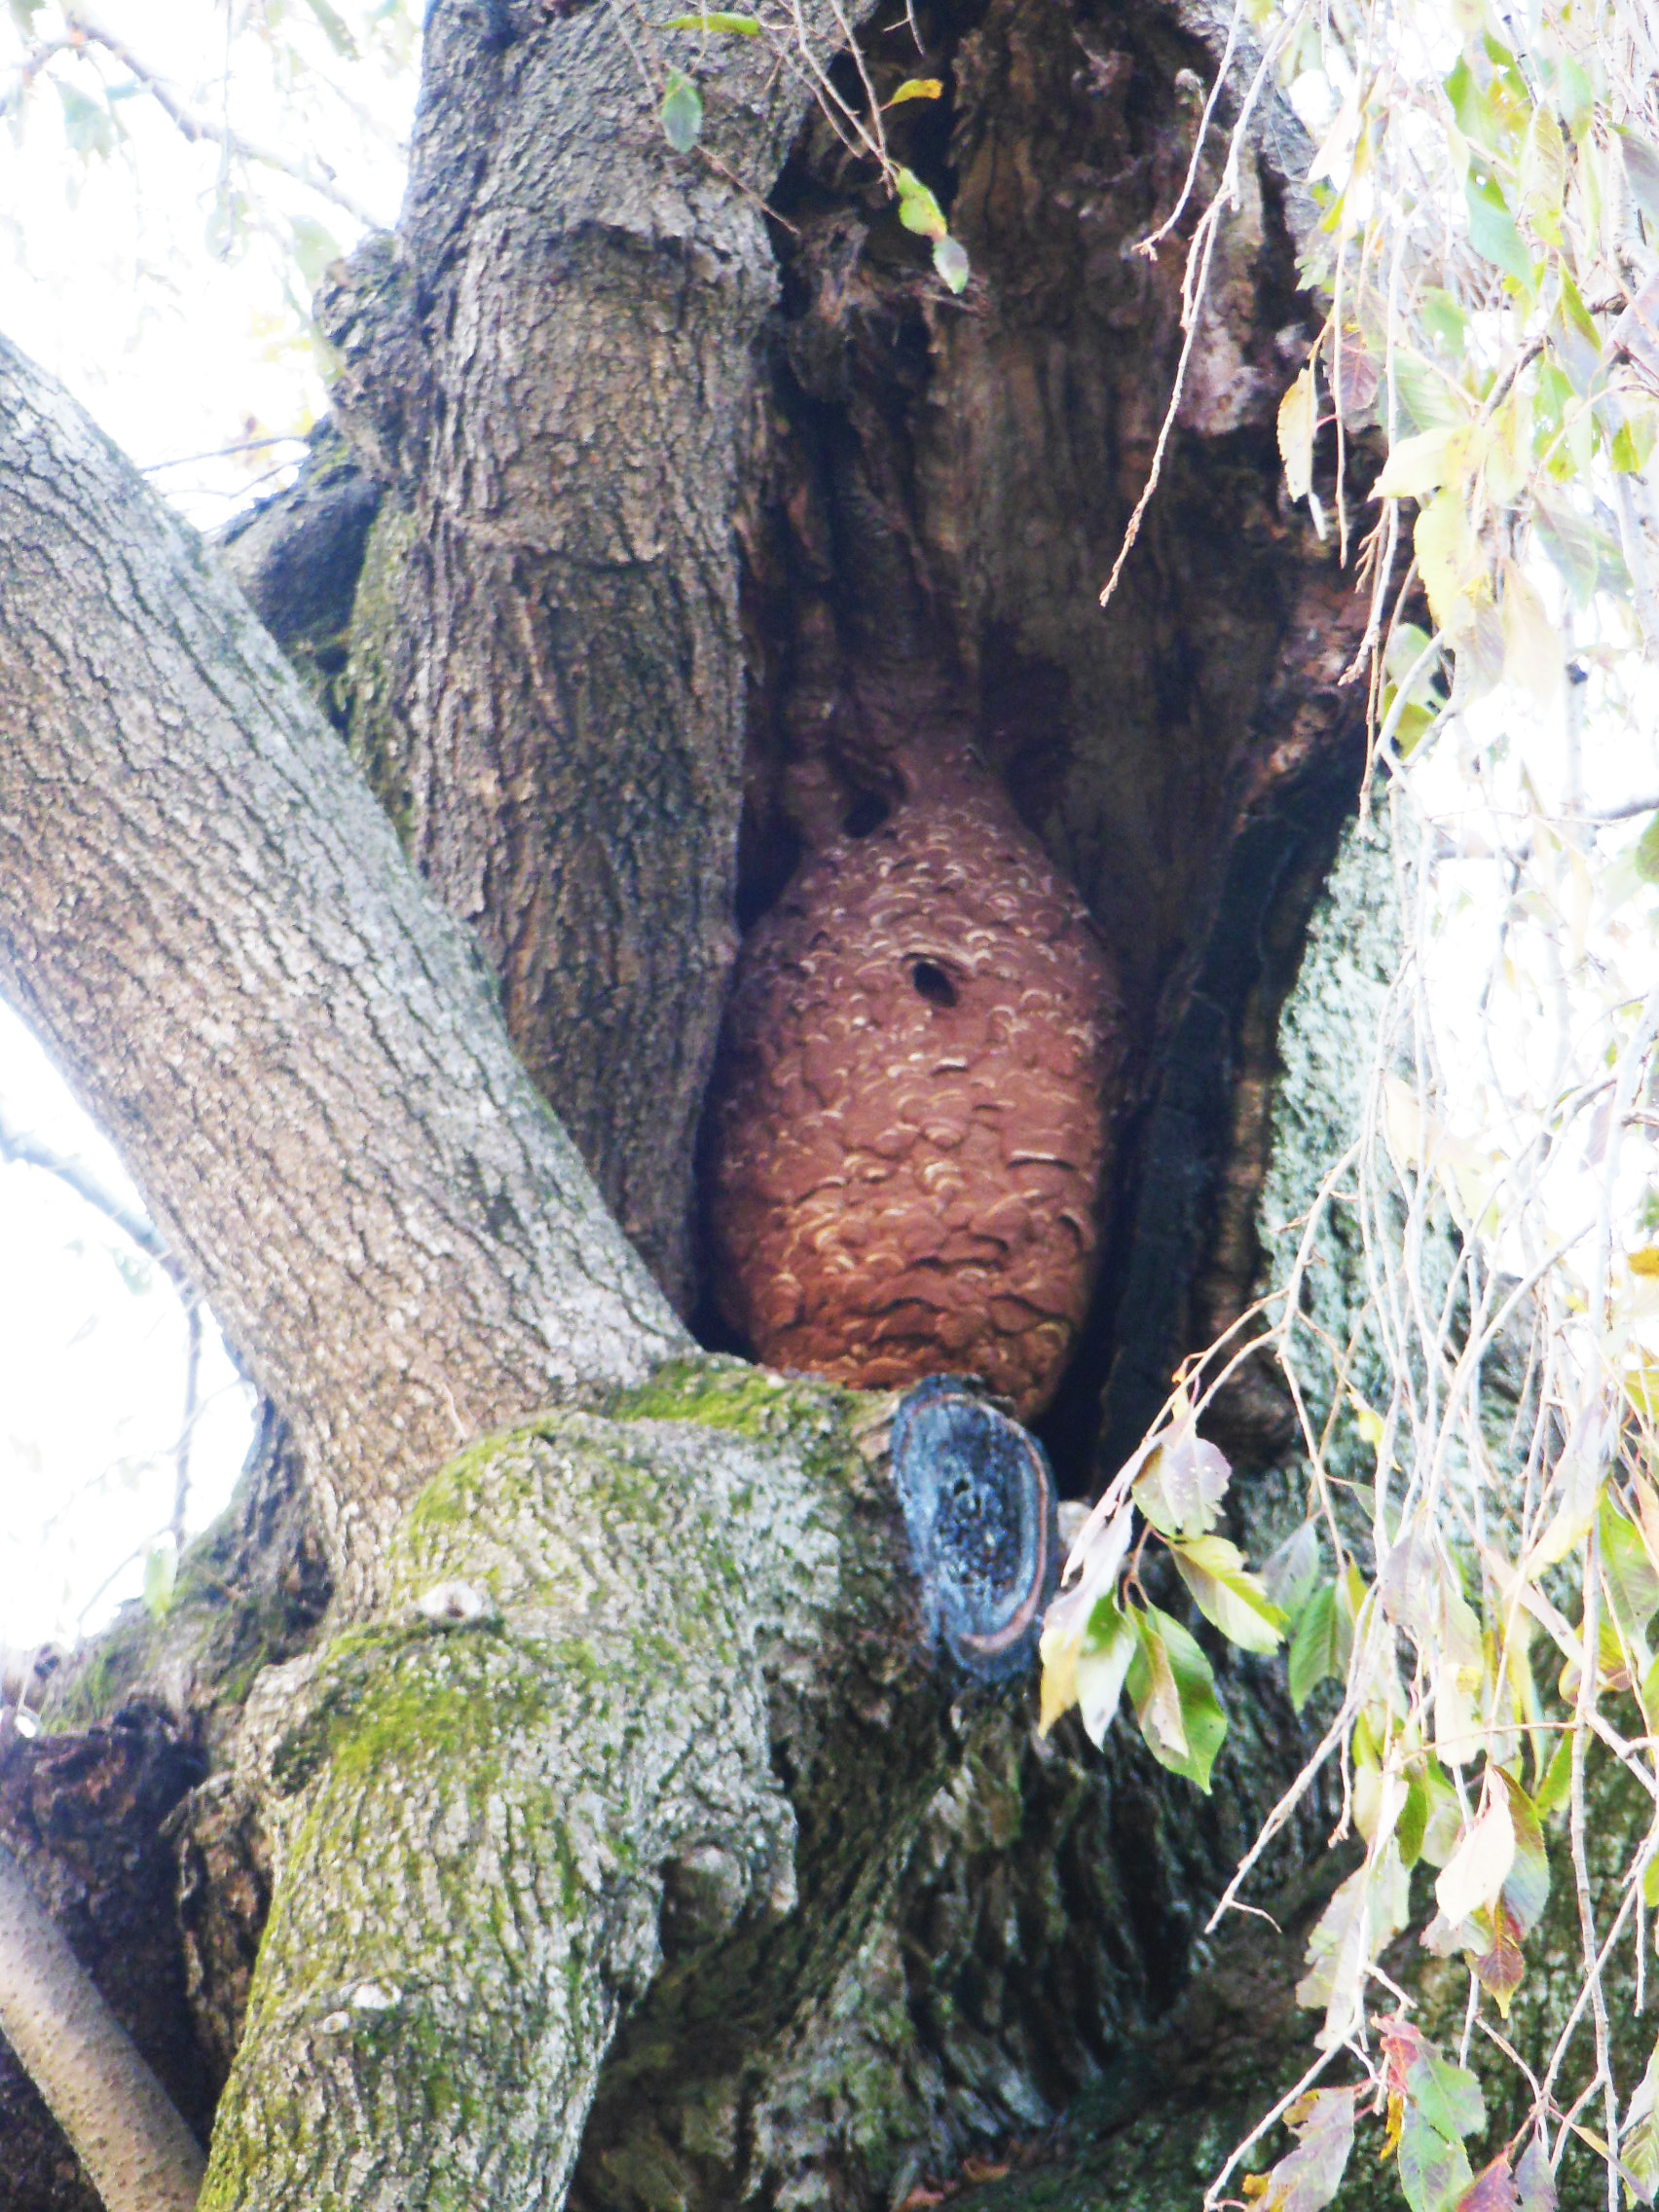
[[0, 335, 688, 1608]]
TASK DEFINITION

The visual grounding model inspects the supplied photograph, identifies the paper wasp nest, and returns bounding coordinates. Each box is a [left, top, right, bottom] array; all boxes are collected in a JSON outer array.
[[706, 748, 1122, 1419]]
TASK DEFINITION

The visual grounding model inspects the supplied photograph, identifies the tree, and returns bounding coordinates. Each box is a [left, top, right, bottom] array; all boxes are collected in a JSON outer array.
[[0, 0, 1382, 2205]]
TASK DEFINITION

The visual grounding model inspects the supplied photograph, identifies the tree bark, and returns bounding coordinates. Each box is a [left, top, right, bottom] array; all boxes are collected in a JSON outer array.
[[0, 337, 682, 1606]]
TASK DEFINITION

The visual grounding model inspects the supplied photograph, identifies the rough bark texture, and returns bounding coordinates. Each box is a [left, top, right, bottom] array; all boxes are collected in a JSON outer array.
[[0, 337, 683, 1606], [313, 0, 851, 1306]]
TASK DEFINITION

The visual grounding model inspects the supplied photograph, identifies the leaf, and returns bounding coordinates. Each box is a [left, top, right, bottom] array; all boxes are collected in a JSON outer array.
[[887, 77, 943, 104], [932, 236, 970, 295], [1470, 1899, 1525, 2017], [1457, 2155, 1520, 2211], [1531, 492, 1599, 608], [1125, 1605, 1227, 1791], [1278, 367, 1316, 502], [55, 82, 116, 162], [1038, 1499, 1134, 1734], [1171, 1532, 1288, 1654], [1532, 1735, 1571, 1818], [1297, 1844, 1410, 2047], [1131, 1423, 1231, 1539], [1518, 106, 1567, 243], [1074, 1598, 1138, 1747], [1262, 1522, 1322, 1621], [1246, 2088, 1356, 2212], [1499, 563, 1562, 702], [301, 0, 359, 54], [1416, 490, 1481, 638], [1435, 1790, 1515, 1925], [1288, 1581, 1350, 1713], [666, 11, 761, 28], [1636, 814, 1659, 887], [1599, 1495, 1659, 1643], [1374, 426, 1465, 500], [1623, 2037, 1659, 2205], [1399, 2049, 1484, 2212], [662, 70, 704, 152], [290, 216, 342, 290], [895, 167, 947, 240], [143, 1542, 177, 1621], [1465, 167, 1533, 286], [1494, 1769, 1549, 1938], [1513, 2137, 1556, 2212]]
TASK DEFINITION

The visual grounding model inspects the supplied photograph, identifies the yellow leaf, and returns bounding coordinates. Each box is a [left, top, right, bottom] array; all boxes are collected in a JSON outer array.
[[886, 77, 942, 104], [1499, 561, 1563, 703], [1520, 104, 1567, 242], [1632, 1249, 1659, 1278], [1277, 366, 1316, 502], [1373, 425, 1465, 499], [1436, 1791, 1516, 1924], [1037, 1628, 1078, 1734], [1415, 489, 1481, 637]]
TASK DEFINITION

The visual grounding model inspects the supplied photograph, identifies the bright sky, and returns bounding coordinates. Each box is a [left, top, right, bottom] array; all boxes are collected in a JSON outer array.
[[0, 1, 416, 1659]]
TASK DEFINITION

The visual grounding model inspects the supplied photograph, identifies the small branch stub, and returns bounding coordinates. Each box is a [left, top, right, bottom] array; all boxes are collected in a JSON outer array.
[[890, 1376, 1058, 1681]]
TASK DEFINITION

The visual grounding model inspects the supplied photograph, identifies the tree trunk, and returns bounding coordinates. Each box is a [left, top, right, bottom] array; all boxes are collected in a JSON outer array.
[[0, 0, 1400, 2204]]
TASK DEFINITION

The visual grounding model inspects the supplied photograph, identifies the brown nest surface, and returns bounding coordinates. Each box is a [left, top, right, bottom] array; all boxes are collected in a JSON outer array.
[[706, 749, 1123, 1419]]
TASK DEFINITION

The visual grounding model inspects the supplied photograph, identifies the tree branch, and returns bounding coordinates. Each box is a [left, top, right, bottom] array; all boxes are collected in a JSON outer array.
[[0, 1844, 204, 2212], [58, 4, 383, 229], [0, 334, 687, 1608]]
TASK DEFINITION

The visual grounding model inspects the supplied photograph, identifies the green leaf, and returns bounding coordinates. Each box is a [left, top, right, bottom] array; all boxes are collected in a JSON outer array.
[[1532, 1734, 1572, 1818], [1288, 1582, 1350, 1713], [143, 1542, 177, 1621], [1261, 1521, 1322, 1622], [1599, 1496, 1659, 1642], [55, 82, 116, 162], [1493, 1769, 1549, 1938], [290, 216, 342, 289], [662, 70, 703, 152], [666, 12, 761, 30], [302, 0, 359, 55], [1464, 168, 1532, 285], [932, 235, 970, 294], [1420, 289, 1469, 358], [7, 0, 44, 30], [1126, 1605, 1227, 1791], [1623, 2038, 1659, 2206], [1399, 2049, 1483, 2212], [1171, 1532, 1287, 1653], [895, 167, 948, 240], [888, 77, 943, 104]]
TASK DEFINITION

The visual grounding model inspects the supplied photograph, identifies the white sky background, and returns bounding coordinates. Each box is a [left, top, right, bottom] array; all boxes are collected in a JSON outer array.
[[0, 0, 417, 1656]]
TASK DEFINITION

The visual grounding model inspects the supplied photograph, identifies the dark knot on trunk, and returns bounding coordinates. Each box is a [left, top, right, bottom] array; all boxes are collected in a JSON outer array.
[[890, 1377, 1058, 1682]]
